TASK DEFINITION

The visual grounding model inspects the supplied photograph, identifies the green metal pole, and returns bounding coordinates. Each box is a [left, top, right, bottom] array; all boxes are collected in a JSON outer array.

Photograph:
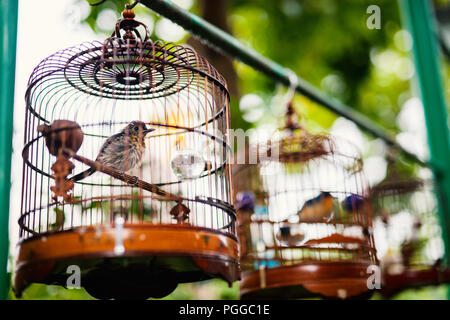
[[0, 0, 18, 300], [140, 0, 427, 167], [400, 0, 450, 293]]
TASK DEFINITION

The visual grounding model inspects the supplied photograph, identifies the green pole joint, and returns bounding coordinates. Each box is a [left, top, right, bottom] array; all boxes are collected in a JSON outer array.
[[0, 0, 18, 300]]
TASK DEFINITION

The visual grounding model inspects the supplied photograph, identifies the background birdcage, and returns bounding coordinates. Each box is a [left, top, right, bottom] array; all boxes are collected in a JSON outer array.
[[371, 178, 450, 297], [232, 122, 377, 299], [15, 9, 238, 300]]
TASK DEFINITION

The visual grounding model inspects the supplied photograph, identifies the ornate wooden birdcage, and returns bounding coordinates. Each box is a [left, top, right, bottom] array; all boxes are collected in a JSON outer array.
[[371, 176, 450, 297], [233, 104, 377, 299], [15, 7, 238, 299]]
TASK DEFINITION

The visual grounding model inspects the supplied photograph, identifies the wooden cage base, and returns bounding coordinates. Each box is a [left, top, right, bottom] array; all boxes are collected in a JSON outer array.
[[380, 266, 450, 298], [240, 261, 374, 300], [14, 224, 240, 299]]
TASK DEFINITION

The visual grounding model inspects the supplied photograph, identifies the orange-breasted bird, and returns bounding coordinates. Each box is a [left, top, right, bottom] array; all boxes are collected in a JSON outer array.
[[70, 121, 155, 182], [297, 191, 334, 222]]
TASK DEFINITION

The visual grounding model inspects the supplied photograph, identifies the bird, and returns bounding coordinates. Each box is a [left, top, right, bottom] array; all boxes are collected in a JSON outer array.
[[235, 192, 255, 212], [297, 191, 334, 222], [70, 121, 155, 182], [342, 194, 366, 213]]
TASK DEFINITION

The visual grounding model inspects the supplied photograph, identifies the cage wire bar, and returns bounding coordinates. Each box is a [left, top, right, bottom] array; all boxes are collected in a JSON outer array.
[[400, 0, 450, 297], [0, 0, 18, 300]]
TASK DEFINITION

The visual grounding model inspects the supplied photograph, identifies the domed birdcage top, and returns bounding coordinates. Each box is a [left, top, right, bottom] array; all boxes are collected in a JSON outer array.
[[26, 9, 228, 124], [275, 102, 335, 163], [236, 103, 364, 188]]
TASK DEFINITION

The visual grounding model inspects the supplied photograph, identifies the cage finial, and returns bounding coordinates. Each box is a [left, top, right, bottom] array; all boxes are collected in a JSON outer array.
[[37, 120, 84, 202], [111, 3, 150, 43], [282, 69, 301, 132], [284, 101, 301, 131]]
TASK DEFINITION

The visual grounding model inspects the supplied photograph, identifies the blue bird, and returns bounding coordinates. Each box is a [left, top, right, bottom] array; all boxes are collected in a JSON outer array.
[[236, 192, 255, 211], [297, 191, 334, 221], [342, 194, 366, 213]]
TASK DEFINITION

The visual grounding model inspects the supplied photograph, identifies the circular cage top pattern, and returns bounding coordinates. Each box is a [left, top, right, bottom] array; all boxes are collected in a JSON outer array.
[[27, 39, 227, 104]]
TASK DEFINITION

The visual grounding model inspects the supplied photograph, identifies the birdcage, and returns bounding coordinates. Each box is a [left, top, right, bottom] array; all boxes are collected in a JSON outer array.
[[371, 178, 450, 297], [233, 106, 377, 299], [15, 8, 238, 299]]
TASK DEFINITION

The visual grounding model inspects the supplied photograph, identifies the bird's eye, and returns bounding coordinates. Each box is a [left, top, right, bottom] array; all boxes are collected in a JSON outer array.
[[134, 126, 139, 131]]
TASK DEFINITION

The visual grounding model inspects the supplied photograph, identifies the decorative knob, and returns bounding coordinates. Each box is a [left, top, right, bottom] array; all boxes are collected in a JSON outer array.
[[37, 120, 84, 156]]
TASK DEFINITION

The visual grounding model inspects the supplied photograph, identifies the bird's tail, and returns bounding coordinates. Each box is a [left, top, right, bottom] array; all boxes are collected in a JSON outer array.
[[70, 167, 96, 182]]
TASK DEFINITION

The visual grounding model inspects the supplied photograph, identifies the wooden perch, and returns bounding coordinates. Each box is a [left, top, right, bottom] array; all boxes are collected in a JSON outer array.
[[303, 233, 367, 246], [63, 148, 182, 202]]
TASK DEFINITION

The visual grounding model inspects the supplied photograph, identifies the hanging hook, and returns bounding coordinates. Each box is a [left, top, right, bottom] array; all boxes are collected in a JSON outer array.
[[284, 68, 298, 107], [125, 0, 141, 10], [282, 69, 300, 131]]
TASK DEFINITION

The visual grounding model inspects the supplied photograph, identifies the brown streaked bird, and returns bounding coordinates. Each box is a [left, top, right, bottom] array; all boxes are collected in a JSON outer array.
[[70, 121, 155, 182]]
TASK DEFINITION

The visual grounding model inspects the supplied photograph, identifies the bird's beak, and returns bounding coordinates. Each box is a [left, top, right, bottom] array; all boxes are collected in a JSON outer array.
[[143, 128, 156, 135]]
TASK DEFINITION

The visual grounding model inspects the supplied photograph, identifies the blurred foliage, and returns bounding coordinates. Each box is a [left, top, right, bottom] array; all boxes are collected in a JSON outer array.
[[231, 0, 408, 130], [162, 279, 240, 300], [371, 284, 449, 300], [9, 284, 95, 300], [13, 0, 450, 300]]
